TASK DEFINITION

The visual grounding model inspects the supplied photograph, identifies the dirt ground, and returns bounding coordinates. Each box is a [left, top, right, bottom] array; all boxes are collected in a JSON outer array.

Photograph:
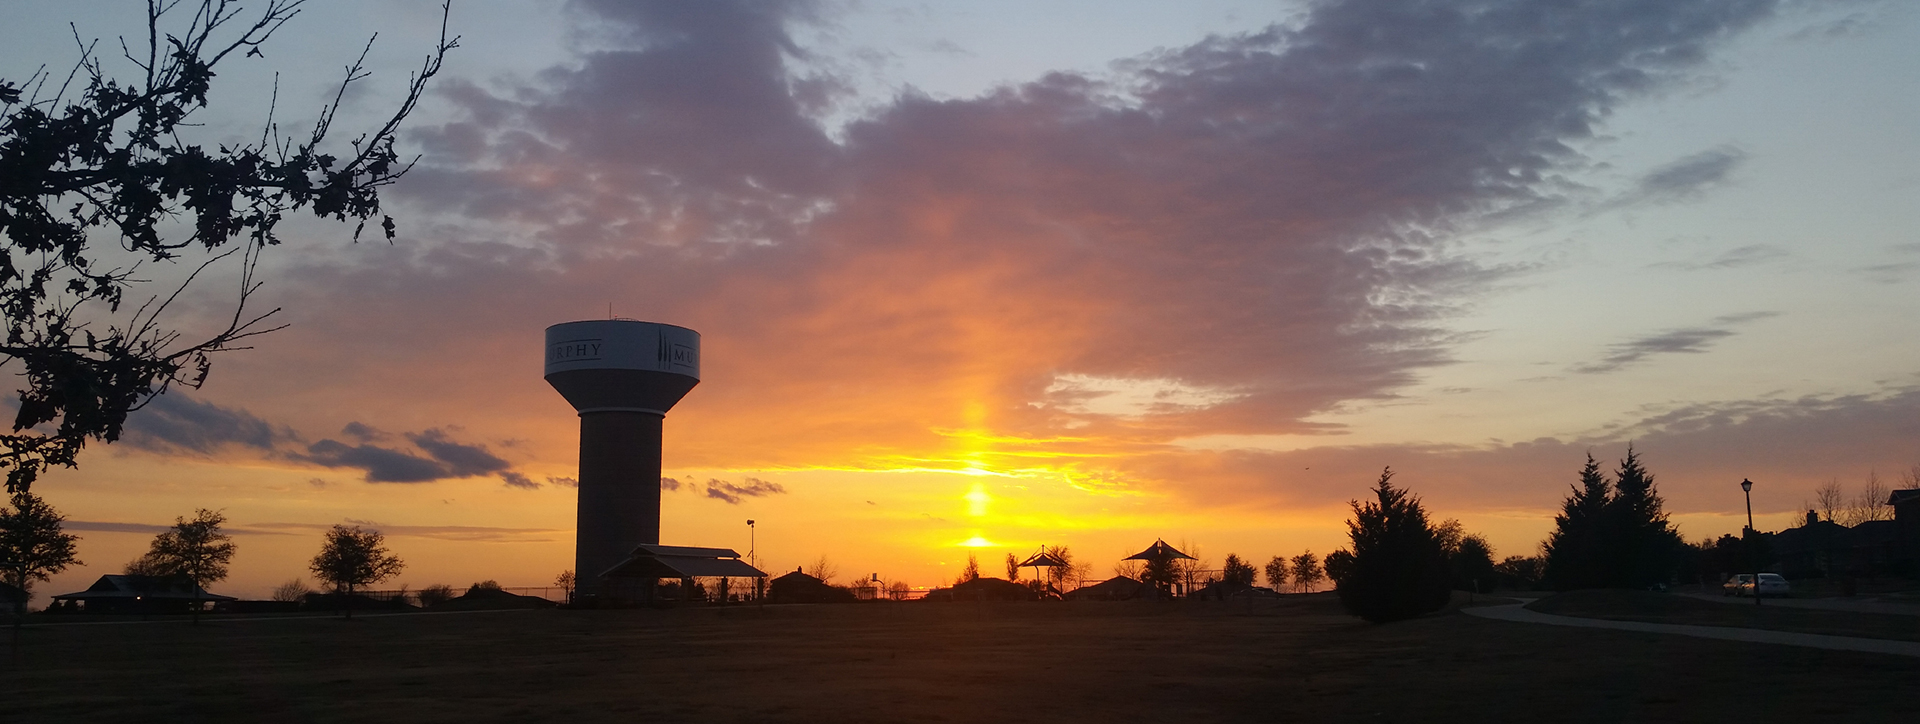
[[4, 594, 1914, 723]]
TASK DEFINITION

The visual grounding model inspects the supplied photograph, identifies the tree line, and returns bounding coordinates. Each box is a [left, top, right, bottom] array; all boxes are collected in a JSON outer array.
[[1, 492, 406, 617]]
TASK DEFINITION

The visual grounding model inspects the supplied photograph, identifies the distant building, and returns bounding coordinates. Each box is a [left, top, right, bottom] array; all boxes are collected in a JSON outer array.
[[52, 575, 236, 613], [1064, 576, 1155, 601], [767, 568, 856, 604], [1891, 488, 1920, 573], [1770, 509, 1908, 579]]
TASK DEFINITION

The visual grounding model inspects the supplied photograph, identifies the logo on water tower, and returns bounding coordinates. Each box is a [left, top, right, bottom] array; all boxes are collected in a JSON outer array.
[[658, 336, 696, 370]]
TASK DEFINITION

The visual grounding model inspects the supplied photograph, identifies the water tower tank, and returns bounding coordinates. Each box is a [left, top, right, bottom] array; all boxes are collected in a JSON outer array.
[[544, 320, 700, 601]]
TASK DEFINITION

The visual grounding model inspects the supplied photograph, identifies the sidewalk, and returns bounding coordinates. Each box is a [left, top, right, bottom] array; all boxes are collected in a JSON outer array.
[[1675, 591, 1920, 616], [1463, 603, 1920, 658]]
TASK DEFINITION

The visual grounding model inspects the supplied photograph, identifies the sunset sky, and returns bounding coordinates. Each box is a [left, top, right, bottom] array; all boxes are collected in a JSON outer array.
[[4, 0, 1917, 600]]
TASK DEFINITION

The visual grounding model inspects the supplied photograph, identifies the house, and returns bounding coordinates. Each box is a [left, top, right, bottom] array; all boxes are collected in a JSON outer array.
[[52, 575, 236, 613], [1064, 576, 1155, 601], [1891, 488, 1920, 573], [767, 568, 856, 604]]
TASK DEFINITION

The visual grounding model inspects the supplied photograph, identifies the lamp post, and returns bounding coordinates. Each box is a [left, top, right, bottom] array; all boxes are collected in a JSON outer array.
[[1741, 479, 1760, 607], [747, 519, 759, 602]]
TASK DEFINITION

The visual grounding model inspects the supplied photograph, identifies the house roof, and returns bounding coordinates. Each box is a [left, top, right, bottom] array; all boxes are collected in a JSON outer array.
[[1124, 539, 1195, 561], [601, 543, 767, 579], [51, 575, 236, 602], [1888, 488, 1920, 505]]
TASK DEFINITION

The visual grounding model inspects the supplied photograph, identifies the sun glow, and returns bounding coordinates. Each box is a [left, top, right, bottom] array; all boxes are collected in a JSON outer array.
[[963, 483, 991, 517]]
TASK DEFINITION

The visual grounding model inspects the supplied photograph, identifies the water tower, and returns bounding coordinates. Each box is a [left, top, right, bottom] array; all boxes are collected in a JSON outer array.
[[544, 319, 700, 601]]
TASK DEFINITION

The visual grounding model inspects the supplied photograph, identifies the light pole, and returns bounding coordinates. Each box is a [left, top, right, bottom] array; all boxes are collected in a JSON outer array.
[[1741, 479, 1760, 607], [747, 519, 760, 602]]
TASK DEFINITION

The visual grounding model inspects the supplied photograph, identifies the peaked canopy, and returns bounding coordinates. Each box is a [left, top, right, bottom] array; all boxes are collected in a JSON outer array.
[[1124, 539, 1194, 562], [1018, 550, 1068, 568]]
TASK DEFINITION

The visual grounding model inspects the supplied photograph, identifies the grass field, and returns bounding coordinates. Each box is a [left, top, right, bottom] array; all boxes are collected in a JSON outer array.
[[5, 594, 1915, 723]]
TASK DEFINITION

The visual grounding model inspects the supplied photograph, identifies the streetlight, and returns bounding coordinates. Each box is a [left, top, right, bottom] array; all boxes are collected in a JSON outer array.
[[747, 519, 760, 602], [1741, 479, 1760, 607]]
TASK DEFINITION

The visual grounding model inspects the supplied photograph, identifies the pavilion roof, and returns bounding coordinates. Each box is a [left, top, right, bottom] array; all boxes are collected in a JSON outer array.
[[601, 543, 767, 579], [1019, 550, 1068, 568], [1124, 539, 1195, 561]]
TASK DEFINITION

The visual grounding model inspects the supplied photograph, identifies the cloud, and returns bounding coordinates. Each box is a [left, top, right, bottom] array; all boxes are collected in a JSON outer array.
[[301, 439, 451, 483], [1609, 147, 1749, 208], [364, 0, 1785, 469], [406, 428, 513, 477], [1655, 244, 1788, 271], [700, 476, 788, 504], [249, 521, 564, 543], [549, 476, 580, 488], [298, 428, 528, 485], [119, 394, 298, 455], [648, 476, 786, 503], [1574, 312, 1779, 374], [64, 520, 299, 536]]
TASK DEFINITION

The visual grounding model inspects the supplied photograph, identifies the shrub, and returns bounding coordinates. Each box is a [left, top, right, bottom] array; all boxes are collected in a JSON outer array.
[[416, 584, 456, 607]]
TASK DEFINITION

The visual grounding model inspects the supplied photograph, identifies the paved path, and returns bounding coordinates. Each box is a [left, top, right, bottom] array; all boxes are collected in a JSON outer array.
[[1676, 591, 1920, 616], [1463, 603, 1920, 658]]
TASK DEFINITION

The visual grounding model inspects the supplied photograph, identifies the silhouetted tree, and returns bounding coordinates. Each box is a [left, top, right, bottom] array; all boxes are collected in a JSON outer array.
[[1336, 468, 1449, 622], [806, 555, 839, 584], [1221, 553, 1255, 587], [1323, 549, 1355, 586], [1544, 448, 1684, 590], [1544, 454, 1612, 590], [1005, 552, 1020, 581], [139, 508, 235, 622], [270, 578, 311, 603], [1290, 551, 1324, 593], [1494, 555, 1545, 590], [1142, 555, 1176, 594], [1448, 534, 1497, 593], [1044, 545, 1088, 592], [1113, 558, 1144, 581], [958, 554, 980, 584], [1, 492, 81, 620], [555, 569, 576, 602], [309, 524, 403, 619], [1606, 447, 1683, 588], [1263, 555, 1288, 592], [1841, 471, 1894, 527], [415, 584, 454, 607], [0, 1, 455, 494]]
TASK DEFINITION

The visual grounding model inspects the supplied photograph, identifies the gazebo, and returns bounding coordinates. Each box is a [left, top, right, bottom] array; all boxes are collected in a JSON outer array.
[[1018, 548, 1069, 597], [1124, 539, 1195, 597]]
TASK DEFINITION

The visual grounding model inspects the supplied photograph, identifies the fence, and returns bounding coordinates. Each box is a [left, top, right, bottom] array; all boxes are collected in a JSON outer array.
[[352, 586, 571, 604]]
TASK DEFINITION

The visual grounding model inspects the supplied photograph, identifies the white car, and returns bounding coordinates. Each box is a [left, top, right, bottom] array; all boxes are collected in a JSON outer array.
[[1725, 573, 1789, 598]]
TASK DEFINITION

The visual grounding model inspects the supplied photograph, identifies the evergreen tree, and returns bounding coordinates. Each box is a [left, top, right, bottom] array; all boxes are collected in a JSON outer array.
[[1605, 447, 1682, 588], [1543, 453, 1611, 590], [1323, 549, 1356, 586], [1336, 468, 1449, 622]]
